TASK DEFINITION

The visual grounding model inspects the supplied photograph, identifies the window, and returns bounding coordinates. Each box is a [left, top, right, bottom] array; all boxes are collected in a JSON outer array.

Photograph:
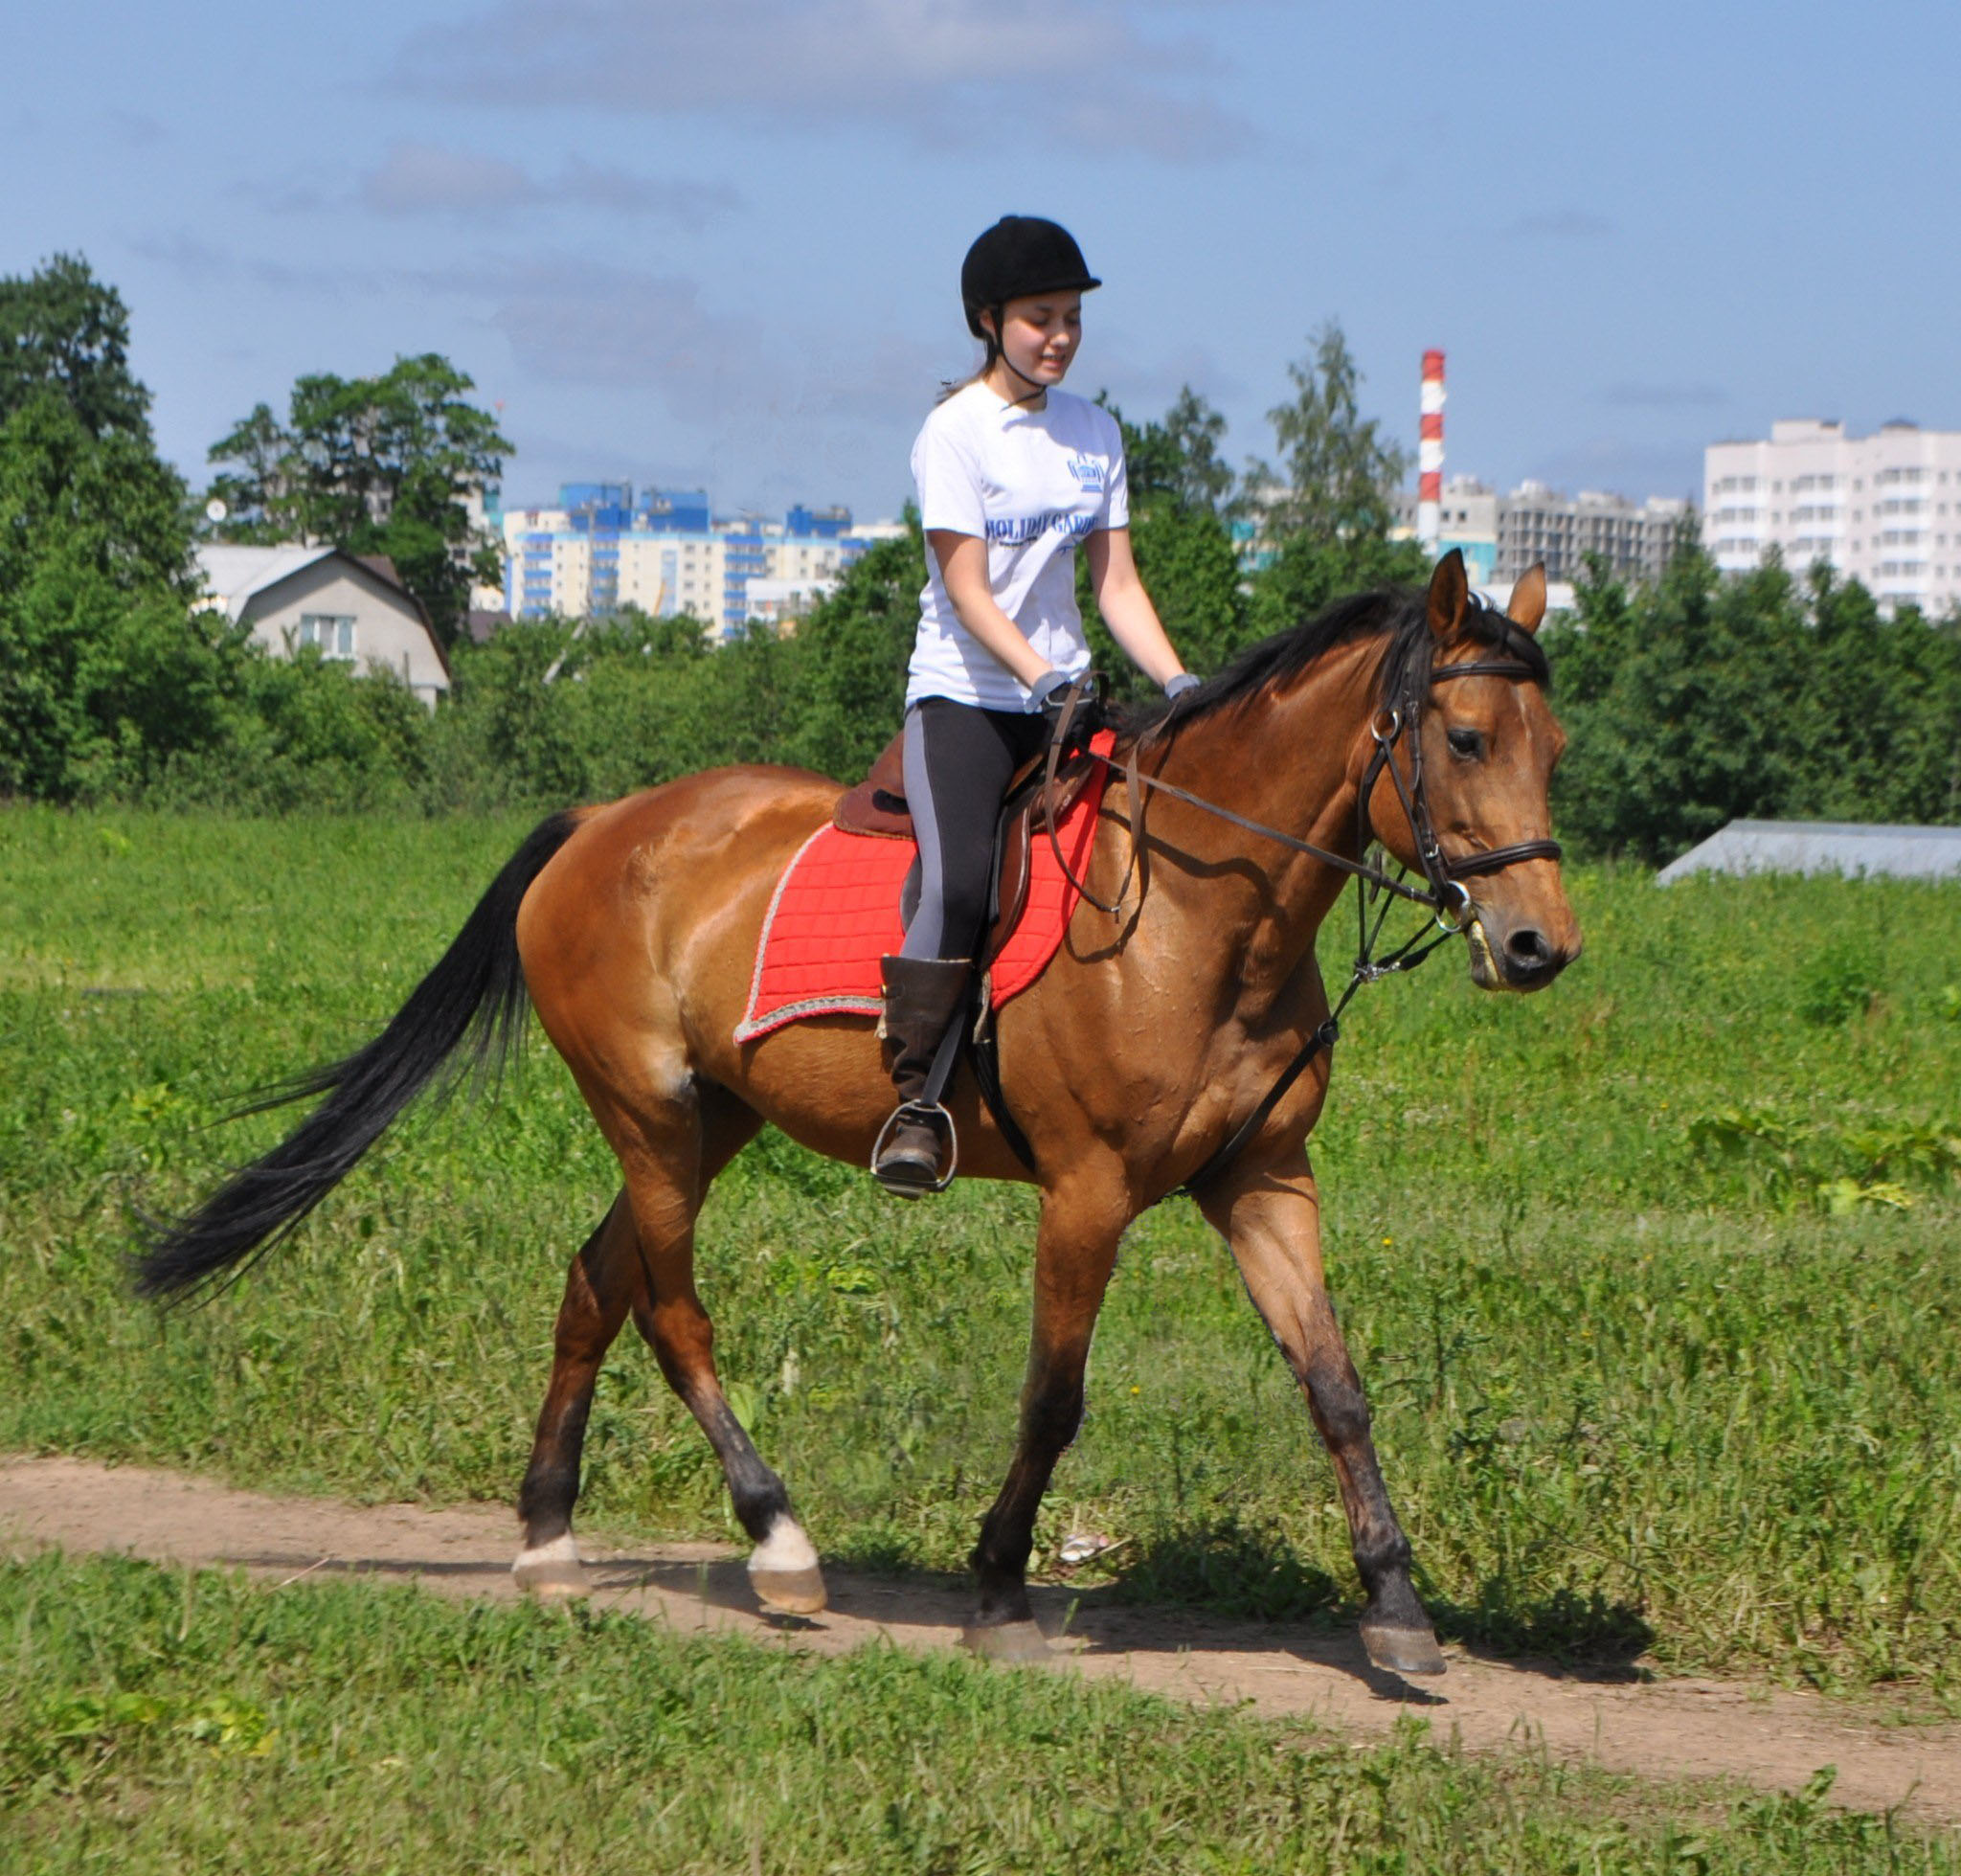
[[299, 614, 355, 659]]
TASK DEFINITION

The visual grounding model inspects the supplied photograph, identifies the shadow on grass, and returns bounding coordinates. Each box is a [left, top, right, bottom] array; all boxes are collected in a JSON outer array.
[[1102, 1514, 1655, 1681], [1428, 1577, 1656, 1680]]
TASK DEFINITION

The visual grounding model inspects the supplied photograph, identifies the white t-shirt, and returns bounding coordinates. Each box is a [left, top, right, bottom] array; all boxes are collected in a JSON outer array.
[[907, 382, 1129, 712]]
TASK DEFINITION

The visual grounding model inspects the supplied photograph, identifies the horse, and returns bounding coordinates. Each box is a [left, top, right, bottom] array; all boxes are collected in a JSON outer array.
[[136, 550, 1578, 1677]]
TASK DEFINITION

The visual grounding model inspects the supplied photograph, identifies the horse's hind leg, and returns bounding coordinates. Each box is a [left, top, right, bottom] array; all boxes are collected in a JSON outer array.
[[620, 1092, 825, 1615], [1198, 1149, 1445, 1678], [514, 1191, 641, 1596]]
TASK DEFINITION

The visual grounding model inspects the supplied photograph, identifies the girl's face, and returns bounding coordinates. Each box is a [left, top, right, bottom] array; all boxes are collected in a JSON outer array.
[[986, 290, 1083, 389]]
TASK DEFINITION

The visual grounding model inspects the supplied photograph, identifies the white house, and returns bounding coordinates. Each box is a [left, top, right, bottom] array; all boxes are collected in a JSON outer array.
[[195, 546, 451, 706]]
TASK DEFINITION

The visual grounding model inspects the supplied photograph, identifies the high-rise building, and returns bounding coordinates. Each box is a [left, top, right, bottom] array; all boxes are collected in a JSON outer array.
[[1394, 478, 1684, 589], [499, 484, 900, 635], [1494, 484, 1689, 586], [1704, 419, 1961, 615]]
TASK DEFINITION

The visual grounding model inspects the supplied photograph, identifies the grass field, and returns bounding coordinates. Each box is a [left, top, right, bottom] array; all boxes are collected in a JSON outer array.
[[2, 804, 1959, 1708], [5, 1548, 1953, 1874]]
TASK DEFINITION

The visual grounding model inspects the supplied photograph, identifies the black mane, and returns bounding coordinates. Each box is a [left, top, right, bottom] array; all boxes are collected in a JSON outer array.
[[1119, 584, 1550, 745]]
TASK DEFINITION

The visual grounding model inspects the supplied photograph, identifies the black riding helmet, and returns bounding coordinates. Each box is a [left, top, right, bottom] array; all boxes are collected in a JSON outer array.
[[960, 215, 1101, 340]]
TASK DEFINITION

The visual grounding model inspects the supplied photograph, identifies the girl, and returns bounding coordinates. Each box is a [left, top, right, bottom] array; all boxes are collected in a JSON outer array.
[[874, 214, 1200, 1196]]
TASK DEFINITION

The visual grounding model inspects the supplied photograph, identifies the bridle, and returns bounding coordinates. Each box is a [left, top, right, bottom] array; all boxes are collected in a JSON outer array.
[[1028, 614, 1563, 1192]]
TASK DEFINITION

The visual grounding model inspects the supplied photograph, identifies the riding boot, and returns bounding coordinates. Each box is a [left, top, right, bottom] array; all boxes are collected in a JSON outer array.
[[872, 954, 973, 1197]]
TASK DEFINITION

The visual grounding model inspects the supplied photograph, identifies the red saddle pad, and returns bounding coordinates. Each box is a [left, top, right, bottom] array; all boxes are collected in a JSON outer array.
[[735, 733, 1115, 1044]]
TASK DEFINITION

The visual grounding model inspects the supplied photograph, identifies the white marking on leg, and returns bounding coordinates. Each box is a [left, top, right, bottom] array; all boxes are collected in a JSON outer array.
[[512, 1531, 581, 1580], [747, 1516, 819, 1575]]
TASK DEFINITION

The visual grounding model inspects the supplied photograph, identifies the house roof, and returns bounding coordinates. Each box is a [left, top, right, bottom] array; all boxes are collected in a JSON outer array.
[[1657, 819, 1961, 884], [196, 544, 337, 620], [193, 544, 450, 682]]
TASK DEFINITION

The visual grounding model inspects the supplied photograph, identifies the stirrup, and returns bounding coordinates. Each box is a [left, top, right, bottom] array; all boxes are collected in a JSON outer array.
[[870, 1099, 958, 1195]]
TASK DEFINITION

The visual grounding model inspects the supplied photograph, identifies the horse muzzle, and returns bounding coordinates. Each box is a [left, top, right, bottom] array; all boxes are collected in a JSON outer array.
[[1462, 904, 1580, 992]]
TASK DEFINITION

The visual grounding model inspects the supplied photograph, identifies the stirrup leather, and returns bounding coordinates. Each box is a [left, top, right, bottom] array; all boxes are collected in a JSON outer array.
[[870, 1099, 958, 1193]]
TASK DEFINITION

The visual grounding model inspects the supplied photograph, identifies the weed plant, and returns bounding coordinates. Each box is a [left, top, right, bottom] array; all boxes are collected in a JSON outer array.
[[1, 1549, 1950, 1874], [2, 808, 1959, 1698]]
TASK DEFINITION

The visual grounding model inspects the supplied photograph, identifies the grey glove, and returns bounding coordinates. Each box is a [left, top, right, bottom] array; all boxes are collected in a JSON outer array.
[[1163, 672, 1201, 701], [1028, 667, 1073, 718]]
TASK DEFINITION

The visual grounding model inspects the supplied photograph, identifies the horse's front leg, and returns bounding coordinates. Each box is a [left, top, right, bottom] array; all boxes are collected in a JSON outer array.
[[1198, 1149, 1446, 1677], [967, 1176, 1126, 1661]]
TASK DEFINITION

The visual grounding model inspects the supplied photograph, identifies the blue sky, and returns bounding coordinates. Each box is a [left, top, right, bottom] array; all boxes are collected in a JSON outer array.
[[8, 0, 1955, 521]]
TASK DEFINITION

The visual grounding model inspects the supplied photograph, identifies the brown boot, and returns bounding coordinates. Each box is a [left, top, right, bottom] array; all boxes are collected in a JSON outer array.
[[872, 955, 973, 1197]]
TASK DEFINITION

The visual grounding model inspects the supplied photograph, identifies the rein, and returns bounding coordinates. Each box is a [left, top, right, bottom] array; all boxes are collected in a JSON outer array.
[[1029, 635, 1562, 1194]]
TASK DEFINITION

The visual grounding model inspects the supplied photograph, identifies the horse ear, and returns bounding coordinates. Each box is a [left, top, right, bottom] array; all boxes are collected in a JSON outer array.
[[1507, 563, 1547, 635], [1426, 549, 1469, 644]]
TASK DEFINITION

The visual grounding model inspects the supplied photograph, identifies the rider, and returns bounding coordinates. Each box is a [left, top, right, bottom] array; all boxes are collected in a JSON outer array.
[[873, 214, 1200, 1197]]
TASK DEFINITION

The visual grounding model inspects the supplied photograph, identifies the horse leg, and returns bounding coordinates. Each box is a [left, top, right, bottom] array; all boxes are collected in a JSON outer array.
[[608, 1091, 824, 1616], [1198, 1150, 1446, 1678], [966, 1182, 1124, 1661], [513, 1190, 640, 1596]]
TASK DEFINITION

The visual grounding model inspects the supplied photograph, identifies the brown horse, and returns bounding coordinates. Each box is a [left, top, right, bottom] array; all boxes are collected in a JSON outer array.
[[138, 551, 1577, 1676]]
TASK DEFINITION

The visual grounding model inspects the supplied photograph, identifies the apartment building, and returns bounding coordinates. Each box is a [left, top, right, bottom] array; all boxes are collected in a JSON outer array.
[[500, 485, 900, 636], [1704, 418, 1961, 615], [1394, 477, 1686, 588], [1495, 484, 1690, 585]]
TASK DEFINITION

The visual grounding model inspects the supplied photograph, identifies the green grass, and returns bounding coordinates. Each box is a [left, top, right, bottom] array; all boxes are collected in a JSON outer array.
[[2, 805, 1959, 1699], [2, 1548, 1949, 1874]]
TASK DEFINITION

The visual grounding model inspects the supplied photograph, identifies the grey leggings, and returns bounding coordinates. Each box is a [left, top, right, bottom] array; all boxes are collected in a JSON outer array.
[[899, 698, 1049, 961]]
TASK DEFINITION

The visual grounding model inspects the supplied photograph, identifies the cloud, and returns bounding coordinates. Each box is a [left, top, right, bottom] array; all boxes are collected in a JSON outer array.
[[129, 231, 371, 297], [359, 142, 740, 225], [1499, 209, 1614, 241], [392, 0, 1251, 161], [1604, 380, 1726, 410]]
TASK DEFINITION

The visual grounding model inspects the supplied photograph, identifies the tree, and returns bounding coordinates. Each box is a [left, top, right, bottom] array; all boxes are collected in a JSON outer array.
[[0, 391, 210, 799], [0, 258, 207, 801], [776, 519, 927, 780], [208, 354, 511, 645], [0, 254, 152, 443], [1542, 536, 1961, 862], [1084, 390, 1250, 690], [1122, 385, 1235, 516], [1249, 322, 1408, 545], [1241, 324, 1426, 636]]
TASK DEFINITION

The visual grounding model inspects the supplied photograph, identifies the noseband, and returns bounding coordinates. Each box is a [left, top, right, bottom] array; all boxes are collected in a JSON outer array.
[[1358, 636, 1565, 925]]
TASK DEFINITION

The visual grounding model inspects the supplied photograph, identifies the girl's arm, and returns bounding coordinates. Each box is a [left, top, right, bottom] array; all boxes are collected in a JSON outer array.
[[928, 531, 1058, 690], [1085, 528, 1187, 689]]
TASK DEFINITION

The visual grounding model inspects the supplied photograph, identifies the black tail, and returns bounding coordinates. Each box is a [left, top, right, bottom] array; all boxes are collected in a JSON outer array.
[[134, 809, 583, 1301]]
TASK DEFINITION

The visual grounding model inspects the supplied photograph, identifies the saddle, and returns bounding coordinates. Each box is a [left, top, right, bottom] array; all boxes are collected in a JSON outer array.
[[833, 727, 1104, 969]]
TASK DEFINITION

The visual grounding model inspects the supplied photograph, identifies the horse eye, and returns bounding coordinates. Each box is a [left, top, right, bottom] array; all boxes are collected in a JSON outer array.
[[1446, 727, 1484, 759]]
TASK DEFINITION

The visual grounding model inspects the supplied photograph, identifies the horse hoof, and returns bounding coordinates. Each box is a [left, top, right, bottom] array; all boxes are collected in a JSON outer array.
[[961, 1619, 1052, 1665], [751, 1565, 829, 1616], [513, 1533, 590, 1600], [748, 1518, 826, 1615], [1361, 1621, 1448, 1678]]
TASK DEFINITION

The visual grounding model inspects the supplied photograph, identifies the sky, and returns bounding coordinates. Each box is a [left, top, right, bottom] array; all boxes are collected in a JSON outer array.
[[8, 0, 1957, 523]]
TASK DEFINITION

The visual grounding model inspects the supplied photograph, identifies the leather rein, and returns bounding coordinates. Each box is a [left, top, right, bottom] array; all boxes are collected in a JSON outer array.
[[1026, 634, 1562, 1193]]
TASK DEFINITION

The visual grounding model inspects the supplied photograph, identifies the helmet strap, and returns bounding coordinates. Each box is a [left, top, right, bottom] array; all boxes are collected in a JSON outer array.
[[982, 304, 1048, 408]]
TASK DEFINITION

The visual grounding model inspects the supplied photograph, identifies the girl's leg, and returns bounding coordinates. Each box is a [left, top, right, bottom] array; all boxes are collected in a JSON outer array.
[[876, 701, 1034, 1193], [900, 699, 1033, 961]]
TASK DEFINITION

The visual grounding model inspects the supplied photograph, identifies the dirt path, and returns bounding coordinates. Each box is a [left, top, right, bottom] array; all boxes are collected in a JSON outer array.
[[5, 1456, 1957, 1823]]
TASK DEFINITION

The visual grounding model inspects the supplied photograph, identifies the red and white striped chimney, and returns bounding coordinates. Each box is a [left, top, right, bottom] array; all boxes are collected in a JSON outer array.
[[1417, 349, 1445, 554]]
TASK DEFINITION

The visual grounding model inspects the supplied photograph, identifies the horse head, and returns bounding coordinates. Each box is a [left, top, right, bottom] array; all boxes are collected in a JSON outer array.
[[1363, 552, 1581, 992]]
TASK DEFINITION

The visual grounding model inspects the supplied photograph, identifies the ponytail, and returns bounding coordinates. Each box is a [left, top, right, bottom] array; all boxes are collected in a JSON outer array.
[[937, 308, 1003, 404]]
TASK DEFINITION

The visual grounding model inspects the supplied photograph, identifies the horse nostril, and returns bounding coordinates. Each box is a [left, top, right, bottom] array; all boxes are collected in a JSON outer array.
[[1505, 927, 1550, 968]]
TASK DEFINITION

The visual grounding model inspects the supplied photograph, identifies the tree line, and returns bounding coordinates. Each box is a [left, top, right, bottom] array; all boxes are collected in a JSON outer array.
[[0, 256, 1955, 855]]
